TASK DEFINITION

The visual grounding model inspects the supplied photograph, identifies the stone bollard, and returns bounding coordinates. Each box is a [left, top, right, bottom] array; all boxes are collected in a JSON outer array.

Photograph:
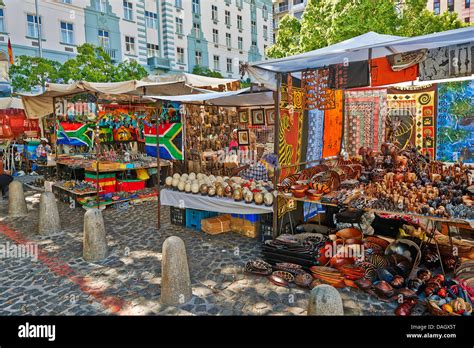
[[307, 284, 344, 316], [83, 208, 108, 262], [8, 180, 28, 217], [38, 192, 61, 235], [160, 236, 192, 306]]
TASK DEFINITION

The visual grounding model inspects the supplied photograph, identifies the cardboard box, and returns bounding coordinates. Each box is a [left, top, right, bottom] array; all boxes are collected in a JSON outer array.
[[202, 214, 232, 235]]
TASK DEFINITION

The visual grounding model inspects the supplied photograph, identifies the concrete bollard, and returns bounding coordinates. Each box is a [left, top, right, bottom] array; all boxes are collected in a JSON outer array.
[[83, 208, 108, 262], [307, 284, 344, 316], [8, 180, 28, 217], [160, 236, 192, 306], [38, 192, 61, 235]]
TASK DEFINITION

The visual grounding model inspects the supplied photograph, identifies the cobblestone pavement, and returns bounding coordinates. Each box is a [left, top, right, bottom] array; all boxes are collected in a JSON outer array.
[[0, 188, 398, 316]]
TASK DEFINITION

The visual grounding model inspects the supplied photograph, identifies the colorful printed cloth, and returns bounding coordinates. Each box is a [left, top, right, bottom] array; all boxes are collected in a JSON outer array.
[[387, 85, 437, 158], [329, 61, 370, 89], [57, 122, 94, 148], [240, 162, 269, 181], [343, 89, 387, 156], [370, 57, 418, 87], [322, 90, 343, 158], [436, 80, 474, 163], [306, 109, 324, 163], [144, 123, 183, 160], [420, 44, 474, 81]]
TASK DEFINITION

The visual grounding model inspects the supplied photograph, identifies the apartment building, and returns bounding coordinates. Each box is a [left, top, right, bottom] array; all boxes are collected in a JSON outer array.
[[0, 0, 273, 79], [427, 0, 473, 23], [272, 0, 306, 39]]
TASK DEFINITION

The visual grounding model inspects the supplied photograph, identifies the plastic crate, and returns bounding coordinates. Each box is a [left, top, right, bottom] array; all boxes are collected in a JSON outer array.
[[186, 208, 218, 230], [170, 207, 186, 226], [117, 179, 146, 192], [230, 213, 260, 223], [85, 172, 116, 180]]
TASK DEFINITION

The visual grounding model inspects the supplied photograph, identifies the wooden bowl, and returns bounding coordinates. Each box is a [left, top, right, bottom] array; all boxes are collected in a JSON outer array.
[[336, 228, 363, 242], [290, 184, 308, 198]]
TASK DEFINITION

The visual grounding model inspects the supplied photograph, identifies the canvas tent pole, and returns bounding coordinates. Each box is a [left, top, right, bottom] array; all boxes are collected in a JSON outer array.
[[272, 73, 282, 238], [52, 97, 58, 161], [94, 94, 100, 207]]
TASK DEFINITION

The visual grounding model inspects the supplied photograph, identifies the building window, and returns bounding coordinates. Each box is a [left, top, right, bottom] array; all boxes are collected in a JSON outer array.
[[175, 0, 182, 8], [465, 17, 470, 22], [60, 22, 74, 44], [211, 5, 218, 21], [262, 4, 268, 19], [0, 9, 5, 33], [433, 0, 440, 14], [123, 1, 133, 21], [96, 0, 107, 13], [176, 17, 183, 34], [226, 58, 233, 73], [62, 0, 72, 3], [27, 14, 42, 38], [226, 33, 231, 47], [192, 0, 200, 14], [195, 51, 202, 66], [98, 29, 110, 48], [238, 36, 243, 50], [193, 22, 200, 38], [213, 55, 220, 71], [147, 43, 159, 58], [177, 47, 184, 63], [263, 25, 268, 40], [145, 11, 158, 29], [125, 36, 135, 55], [448, 0, 454, 11], [225, 10, 231, 26], [251, 20, 256, 34], [237, 15, 242, 29], [466, 0, 471, 8], [236, 0, 243, 8], [213, 29, 219, 44]]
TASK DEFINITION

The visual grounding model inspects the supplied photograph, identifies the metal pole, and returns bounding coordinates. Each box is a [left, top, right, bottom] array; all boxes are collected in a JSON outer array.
[[95, 95, 100, 207], [156, 102, 161, 230], [272, 73, 282, 239], [53, 97, 58, 161], [35, 0, 43, 58]]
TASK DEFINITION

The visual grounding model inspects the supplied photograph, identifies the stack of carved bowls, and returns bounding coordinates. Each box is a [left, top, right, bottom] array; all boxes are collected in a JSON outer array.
[[309, 266, 345, 288]]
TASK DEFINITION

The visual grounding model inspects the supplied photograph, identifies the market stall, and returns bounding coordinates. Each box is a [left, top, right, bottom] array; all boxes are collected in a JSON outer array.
[[240, 27, 474, 316]]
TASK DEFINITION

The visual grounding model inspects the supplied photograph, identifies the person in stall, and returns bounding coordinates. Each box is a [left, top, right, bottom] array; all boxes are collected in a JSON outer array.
[[0, 154, 13, 199], [234, 153, 279, 182], [35, 138, 52, 164]]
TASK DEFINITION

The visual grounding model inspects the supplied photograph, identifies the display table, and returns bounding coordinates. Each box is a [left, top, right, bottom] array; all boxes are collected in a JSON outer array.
[[161, 189, 273, 215]]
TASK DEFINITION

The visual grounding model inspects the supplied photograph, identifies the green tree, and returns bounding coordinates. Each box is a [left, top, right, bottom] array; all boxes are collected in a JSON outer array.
[[192, 65, 224, 78], [9, 55, 61, 92], [266, 15, 302, 58], [113, 59, 148, 81], [268, 0, 466, 59]]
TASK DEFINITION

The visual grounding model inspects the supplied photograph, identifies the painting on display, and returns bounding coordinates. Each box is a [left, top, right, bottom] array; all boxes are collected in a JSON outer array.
[[436, 80, 474, 163]]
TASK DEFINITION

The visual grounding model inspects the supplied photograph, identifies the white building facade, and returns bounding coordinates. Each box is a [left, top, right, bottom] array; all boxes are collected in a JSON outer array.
[[0, 0, 273, 79]]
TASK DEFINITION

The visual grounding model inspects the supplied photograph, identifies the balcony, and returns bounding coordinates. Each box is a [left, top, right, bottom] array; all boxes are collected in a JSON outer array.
[[103, 48, 118, 61], [275, 4, 289, 13], [147, 56, 171, 70]]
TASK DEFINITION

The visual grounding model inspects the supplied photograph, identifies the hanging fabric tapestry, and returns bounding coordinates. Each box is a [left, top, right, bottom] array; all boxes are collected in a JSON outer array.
[[343, 89, 387, 156], [322, 90, 343, 158], [449, 43, 474, 77], [301, 69, 318, 110], [419, 47, 450, 81], [160, 101, 182, 123], [306, 109, 324, 163], [370, 57, 418, 87], [57, 122, 94, 147], [386, 85, 437, 159], [144, 123, 183, 160], [436, 80, 474, 163], [278, 83, 304, 179], [329, 61, 370, 89], [387, 49, 427, 71]]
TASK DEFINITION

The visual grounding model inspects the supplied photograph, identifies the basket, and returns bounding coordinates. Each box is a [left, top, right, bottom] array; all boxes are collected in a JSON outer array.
[[425, 300, 460, 316], [117, 179, 146, 192]]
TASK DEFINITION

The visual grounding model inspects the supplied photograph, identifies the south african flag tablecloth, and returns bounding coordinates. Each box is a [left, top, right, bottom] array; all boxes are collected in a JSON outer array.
[[144, 123, 183, 160]]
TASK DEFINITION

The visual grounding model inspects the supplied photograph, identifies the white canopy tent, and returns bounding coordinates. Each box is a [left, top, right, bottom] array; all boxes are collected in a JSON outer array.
[[18, 74, 241, 119], [149, 87, 274, 107], [0, 97, 24, 110], [247, 27, 474, 89]]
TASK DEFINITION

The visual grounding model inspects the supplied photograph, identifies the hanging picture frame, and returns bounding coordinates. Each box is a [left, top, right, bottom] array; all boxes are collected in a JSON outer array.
[[265, 109, 275, 125], [238, 109, 249, 123], [237, 129, 250, 146], [251, 109, 265, 126]]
